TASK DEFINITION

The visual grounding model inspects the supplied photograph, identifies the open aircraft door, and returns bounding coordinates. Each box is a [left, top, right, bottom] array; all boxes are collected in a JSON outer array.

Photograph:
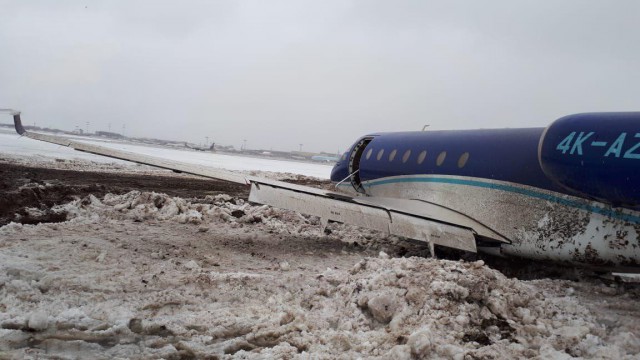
[[347, 137, 373, 194]]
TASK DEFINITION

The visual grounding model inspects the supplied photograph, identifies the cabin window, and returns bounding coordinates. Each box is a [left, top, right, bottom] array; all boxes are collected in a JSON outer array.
[[388, 149, 397, 162], [377, 149, 385, 160], [458, 152, 469, 168], [417, 150, 427, 164], [436, 151, 446, 166], [402, 150, 411, 163], [365, 148, 373, 160]]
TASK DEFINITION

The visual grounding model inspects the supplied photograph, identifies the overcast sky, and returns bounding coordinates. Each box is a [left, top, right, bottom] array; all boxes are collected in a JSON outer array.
[[1, 1, 639, 153]]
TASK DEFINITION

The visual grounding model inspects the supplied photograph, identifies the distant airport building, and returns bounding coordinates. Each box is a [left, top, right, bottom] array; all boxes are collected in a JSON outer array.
[[96, 131, 124, 139]]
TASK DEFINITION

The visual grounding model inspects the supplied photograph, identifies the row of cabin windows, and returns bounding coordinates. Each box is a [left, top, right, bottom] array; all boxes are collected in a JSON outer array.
[[365, 148, 470, 168]]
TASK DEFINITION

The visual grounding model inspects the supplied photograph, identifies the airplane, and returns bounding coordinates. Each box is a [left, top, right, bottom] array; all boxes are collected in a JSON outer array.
[[311, 155, 340, 162], [4, 109, 640, 272]]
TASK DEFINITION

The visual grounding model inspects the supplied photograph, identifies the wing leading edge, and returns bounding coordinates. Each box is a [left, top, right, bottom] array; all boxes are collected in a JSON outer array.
[[7, 111, 509, 252], [9, 110, 247, 184]]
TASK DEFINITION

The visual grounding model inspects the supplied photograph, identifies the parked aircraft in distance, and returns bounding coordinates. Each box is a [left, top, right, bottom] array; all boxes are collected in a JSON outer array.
[[311, 155, 340, 162], [5, 109, 640, 272]]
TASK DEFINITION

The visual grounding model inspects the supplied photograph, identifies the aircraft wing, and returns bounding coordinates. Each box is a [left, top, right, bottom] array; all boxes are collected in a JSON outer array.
[[249, 182, 510, 253], [8, 110, 510, 253], [10, 111, 247, 184]]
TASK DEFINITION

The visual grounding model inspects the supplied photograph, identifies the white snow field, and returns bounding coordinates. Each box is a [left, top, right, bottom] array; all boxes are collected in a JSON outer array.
[[0, 137, 639, 359], [0, 128, 333, 179]]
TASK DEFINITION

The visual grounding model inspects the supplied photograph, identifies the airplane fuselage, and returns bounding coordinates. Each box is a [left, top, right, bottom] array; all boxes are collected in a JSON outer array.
[[330, 113, 640, 270]]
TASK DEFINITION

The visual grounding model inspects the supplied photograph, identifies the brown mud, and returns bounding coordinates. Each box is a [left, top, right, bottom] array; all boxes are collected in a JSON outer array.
[[0, 163, 327, 227]]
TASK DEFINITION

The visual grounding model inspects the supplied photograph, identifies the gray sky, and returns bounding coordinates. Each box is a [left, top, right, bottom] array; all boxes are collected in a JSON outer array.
[[2, 1, 639, 153]]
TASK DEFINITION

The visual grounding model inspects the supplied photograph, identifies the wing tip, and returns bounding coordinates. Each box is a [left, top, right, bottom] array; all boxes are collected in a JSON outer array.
[[13, 112, 25, 135], [0, 108, 24, 135]]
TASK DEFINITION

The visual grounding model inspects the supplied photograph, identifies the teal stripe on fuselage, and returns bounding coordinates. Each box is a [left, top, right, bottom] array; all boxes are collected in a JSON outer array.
[[358, 176, 640, 224]]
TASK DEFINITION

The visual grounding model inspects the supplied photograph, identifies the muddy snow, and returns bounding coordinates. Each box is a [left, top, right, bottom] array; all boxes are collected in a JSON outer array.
[[1, 157, 639, 359]]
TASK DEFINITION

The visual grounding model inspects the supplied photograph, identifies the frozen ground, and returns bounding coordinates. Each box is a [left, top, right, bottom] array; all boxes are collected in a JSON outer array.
[[0, 156, 639, 359]]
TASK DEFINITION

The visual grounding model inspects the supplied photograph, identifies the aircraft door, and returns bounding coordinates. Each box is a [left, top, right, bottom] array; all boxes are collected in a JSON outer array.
[[347, 137, 373, 194]]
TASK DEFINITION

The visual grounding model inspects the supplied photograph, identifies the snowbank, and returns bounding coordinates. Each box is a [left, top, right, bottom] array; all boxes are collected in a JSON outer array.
[[2, 190, 639, 358]]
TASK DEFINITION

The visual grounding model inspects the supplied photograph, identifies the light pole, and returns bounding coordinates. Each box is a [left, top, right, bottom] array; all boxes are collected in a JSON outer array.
[[299, 144, 303, 152], [242, 139, 247, 151]]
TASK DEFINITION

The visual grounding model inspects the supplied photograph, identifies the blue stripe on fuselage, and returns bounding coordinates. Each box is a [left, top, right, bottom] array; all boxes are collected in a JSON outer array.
[[362, 176, 640, 224]]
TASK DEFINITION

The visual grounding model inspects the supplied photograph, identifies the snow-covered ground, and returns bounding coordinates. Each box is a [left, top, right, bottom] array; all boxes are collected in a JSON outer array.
[[1, 138, 639, 359], [1, 188, 639, 359], [0, 128, 333, 179]]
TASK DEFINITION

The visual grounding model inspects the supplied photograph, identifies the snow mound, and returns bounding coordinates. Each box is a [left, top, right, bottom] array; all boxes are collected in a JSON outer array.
[[252, 257, 625, 359], [44, 191, 389, 247], [55, 191, 282, 225], [3, 189, 638, 358]]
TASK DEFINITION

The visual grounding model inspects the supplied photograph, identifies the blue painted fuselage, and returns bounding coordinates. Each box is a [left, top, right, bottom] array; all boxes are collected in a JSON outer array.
[[331, 127, 565, 195], [329, 113, 640, 270]]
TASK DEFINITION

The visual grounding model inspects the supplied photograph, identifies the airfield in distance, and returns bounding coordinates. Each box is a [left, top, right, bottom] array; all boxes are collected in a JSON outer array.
[[0, 123, 341, 167], [0, 127, 639, 359]]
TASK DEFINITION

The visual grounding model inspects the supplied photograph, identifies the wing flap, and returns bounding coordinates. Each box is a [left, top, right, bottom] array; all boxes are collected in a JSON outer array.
[[388, 213, 478, 252], [354, 196, 509, 243], [249, 181, 480, 252], [250, 182, 391, 232]]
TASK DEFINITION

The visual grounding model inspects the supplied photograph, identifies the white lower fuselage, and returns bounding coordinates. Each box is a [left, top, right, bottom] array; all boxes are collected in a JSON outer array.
[[337, 174, 640, 270]]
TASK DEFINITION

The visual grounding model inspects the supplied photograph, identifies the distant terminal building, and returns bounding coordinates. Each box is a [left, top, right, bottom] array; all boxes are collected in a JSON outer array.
[[96, 131, 124, 139]]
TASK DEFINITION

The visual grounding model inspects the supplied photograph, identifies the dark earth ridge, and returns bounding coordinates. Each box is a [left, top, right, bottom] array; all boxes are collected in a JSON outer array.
[[0, 162, 327, 227]]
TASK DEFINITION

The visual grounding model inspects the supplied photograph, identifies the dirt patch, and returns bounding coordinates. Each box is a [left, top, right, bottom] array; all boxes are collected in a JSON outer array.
[[0, 162, 329, 227]]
